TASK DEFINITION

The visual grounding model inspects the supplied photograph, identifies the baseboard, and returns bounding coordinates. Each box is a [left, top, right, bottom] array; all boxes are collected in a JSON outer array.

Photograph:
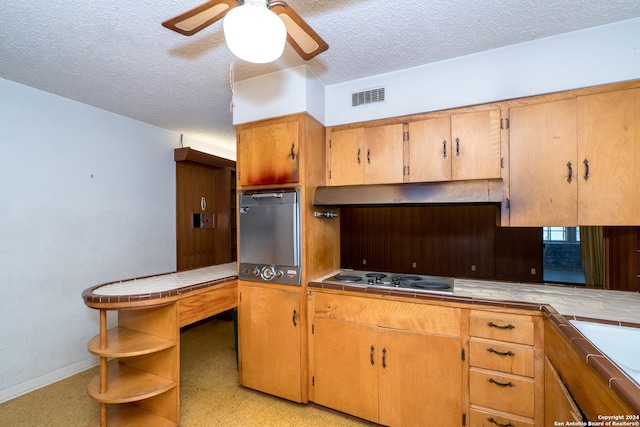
[[0, 357, 99, 404]]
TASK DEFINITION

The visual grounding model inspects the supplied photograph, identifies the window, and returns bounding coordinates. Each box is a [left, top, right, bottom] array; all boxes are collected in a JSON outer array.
[[543, 227, 580, 243], [543, 227, 566, 241], [542, 227, 584, 285]]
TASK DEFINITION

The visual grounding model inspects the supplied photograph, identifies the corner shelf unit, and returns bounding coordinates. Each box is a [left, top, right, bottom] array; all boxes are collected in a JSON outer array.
[[86, 304, 179, 427]]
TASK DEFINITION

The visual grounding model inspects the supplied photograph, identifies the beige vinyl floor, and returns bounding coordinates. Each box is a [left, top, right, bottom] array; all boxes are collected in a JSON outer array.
[[0, 312, 374, 426]]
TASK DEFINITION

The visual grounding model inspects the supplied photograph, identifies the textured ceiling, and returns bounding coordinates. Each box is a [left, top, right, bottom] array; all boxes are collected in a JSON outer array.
[[1, 0, 639, 150]]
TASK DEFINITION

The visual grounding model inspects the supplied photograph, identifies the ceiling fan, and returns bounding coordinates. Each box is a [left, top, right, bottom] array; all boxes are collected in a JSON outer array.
[[162, 0, 329, 62]]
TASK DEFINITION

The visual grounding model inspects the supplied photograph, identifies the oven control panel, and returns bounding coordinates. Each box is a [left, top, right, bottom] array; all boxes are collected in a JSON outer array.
[[239, 263, 301, 286]]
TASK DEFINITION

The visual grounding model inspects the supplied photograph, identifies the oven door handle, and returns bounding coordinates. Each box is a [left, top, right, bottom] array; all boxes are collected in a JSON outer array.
[[251, 192, 283, 199]]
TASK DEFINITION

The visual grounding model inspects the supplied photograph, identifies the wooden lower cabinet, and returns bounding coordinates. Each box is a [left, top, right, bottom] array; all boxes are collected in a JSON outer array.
[[310, 292, 463, 426], [468, 310, 544, 427], [313, 318, 378, 422], [378, 327, 462, 427], [238, 282, 303, 402], [544, 356, 583, 423], [469, 407, 535, 427]]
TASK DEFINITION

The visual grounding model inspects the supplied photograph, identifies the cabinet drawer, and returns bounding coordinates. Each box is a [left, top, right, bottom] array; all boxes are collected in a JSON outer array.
[[470, 407, 534, 427], [470, 368, 535, 418], [469, 313, 534, 345], [469, 338, 534, 377]]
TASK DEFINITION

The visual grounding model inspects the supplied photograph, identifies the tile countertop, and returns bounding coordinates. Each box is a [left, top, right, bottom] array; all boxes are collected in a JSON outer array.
[[455, 279, 640, 325], [82, 262, 238, 306]]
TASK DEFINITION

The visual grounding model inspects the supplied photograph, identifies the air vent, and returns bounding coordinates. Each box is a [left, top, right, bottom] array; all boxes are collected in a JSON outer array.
[[352, 87, 385, 107]]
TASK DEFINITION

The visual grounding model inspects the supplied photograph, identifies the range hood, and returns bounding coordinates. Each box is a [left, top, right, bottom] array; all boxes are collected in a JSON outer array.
[[314, 179, 504, 206]]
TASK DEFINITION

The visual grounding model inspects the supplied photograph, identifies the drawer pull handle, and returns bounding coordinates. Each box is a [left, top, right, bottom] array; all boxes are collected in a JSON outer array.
[[487, 348, 515, 357], [487, 417, 514, 427], [487, 322, 515, 330], [488, 378, 515, 387]]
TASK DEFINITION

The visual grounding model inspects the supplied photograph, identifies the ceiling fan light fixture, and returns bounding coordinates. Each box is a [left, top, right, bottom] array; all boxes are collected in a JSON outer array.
[[223, 0, 286, 63]]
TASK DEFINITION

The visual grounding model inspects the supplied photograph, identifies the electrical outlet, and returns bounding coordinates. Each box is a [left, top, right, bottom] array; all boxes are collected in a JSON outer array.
[[531, 268, 536, 275], [412, 262, 417, 268], [471, 265, 476, 272], [362, 259, 367, 265]]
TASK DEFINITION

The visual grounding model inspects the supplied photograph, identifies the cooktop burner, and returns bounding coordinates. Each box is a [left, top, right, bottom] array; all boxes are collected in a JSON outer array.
[[409, 280, 450, 290], [395, 275, 422, 281], [324, 270, 454, 294], [334, 274, 363, 282]]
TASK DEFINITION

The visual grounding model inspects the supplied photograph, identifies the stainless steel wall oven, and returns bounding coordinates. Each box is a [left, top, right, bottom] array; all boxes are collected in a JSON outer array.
[[238, 187, 301, 285]]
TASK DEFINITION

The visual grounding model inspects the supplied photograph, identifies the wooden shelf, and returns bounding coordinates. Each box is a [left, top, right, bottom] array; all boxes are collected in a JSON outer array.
[[88, 362, 177, 404], [88, 404, 177, 427], [87, 327, 176, 358]]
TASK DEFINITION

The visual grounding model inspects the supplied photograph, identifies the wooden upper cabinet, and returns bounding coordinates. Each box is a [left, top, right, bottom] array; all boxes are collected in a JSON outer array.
[[363, 123, 404, 184], [577, 88, 640, 225], [509, 99, 578, 226], [327, 127, 365, 185], [451, 109, 502, 181], [237, 118, 299, 186], [408, 116, 452, 182], [408, 110, 501, 183], [327, 124, 404, 186]]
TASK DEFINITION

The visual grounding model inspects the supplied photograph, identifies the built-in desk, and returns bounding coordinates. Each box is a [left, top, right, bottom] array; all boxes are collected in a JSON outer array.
[[81, 262, 238, 427]]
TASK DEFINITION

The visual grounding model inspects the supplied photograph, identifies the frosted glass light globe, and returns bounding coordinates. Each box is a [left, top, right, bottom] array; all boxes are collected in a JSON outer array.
[[223, 1, 287, 63]]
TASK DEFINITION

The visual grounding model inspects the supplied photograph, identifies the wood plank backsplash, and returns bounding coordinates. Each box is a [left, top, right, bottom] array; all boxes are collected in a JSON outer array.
[[340, 205, 543, 282]]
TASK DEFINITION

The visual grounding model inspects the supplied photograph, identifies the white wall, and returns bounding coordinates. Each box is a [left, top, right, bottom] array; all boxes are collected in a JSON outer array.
[[232, 19, 640, 127], [233, 65, 325, 125], [0, 78, 178, 402], [325, 18, 640, 126]]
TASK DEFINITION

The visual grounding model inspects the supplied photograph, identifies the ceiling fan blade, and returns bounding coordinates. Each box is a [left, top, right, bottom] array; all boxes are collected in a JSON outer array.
[[162, 0, 239, 36], [270, 2, 328, 60]]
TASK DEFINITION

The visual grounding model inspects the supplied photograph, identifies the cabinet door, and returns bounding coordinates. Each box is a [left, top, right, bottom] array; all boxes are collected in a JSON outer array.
[[408, 116, 452, 182], [176, 162, 218, 270], [578, 88, 640, 225], [364, 124, 405, 184], [378, 328, 463, 427], [451, 110, 502, 180], [544, 357, 583, 423], [238, 283, 302, 402], [313, 317, 378, 423], [509, 99, 578, 226], [238, 119, 299, 186], [328, 127, 365, 186]]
